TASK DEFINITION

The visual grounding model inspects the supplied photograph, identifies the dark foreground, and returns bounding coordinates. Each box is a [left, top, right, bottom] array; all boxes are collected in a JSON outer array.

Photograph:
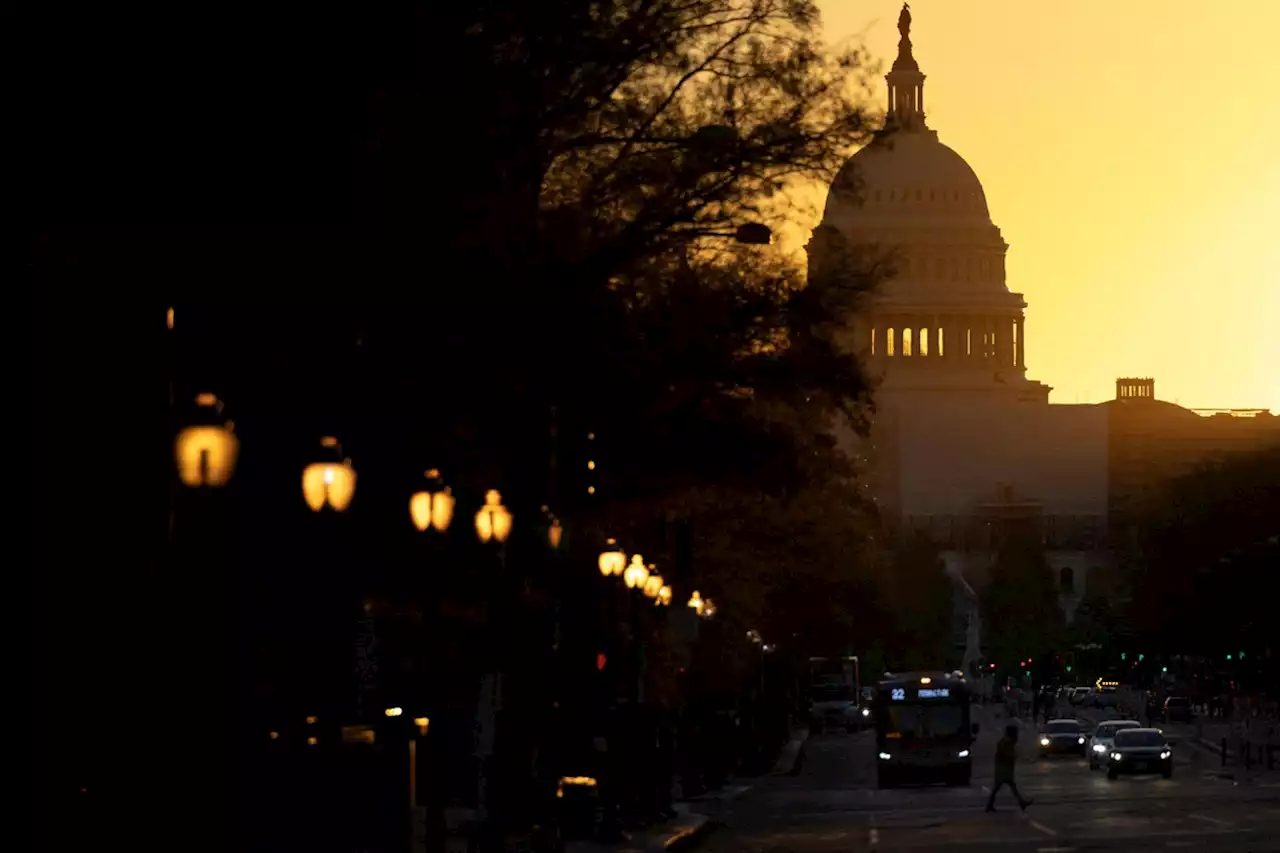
[[696, 706, 1280, 852]]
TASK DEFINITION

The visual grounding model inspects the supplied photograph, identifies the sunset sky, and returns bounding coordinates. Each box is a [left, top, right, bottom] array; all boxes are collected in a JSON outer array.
[[810, 0, 1280, 411]]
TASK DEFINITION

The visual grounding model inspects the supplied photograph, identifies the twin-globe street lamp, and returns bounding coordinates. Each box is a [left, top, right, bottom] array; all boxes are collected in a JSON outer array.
[[174, 393, 240, 487]]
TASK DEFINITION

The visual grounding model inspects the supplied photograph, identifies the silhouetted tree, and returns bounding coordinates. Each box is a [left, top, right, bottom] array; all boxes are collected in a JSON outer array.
[[983, 523, 1064, 669], [883, 533, 955, 670], [1124, 445, 1280, 655]]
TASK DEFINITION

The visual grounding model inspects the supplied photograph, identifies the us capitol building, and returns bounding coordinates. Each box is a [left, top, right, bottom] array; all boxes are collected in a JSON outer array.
[[811, 6, 1279, 667]]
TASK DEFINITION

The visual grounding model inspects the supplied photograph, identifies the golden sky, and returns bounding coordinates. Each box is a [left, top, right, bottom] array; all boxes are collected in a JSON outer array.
[[812, 0, 1280, 411]]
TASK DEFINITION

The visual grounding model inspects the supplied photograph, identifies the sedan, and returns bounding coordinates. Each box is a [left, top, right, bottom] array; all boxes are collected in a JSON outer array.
[[1038, 719, 1087, 757], [1088, 719, 1141, 769], [1107, 728, 1173, 779]]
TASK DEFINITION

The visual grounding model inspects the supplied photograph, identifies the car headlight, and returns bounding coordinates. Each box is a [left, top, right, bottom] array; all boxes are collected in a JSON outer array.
[[1111, 752, 1122, 761], [1093, 743, 1106, 752], [1040, 737, 1050, 746], [957, 749, 970, 758], [1160, 750, 1171, 760], [861, 707, 870, 717], [878, 752, 892, 761], [1078, 737, 1085, 744]]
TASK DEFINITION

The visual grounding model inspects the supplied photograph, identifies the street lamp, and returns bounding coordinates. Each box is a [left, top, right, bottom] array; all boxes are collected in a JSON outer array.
[[540, 505, 563, 549], [656, 585, 672, 607], [623, 555, 650, 590], [302, 436, 357, 512], [643, 572, 664, 599], [174, 393, 239, 487], [409, 469, 455, 532], [688, 590, 705, 615], [599, 538, 626, 577], [474, 489, 512, 543]]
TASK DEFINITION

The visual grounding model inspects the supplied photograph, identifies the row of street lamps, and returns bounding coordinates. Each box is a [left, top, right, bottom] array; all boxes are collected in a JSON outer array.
[[173, 394, 535, 546], [174, 398, 715, 611], [598, 537, 713, 616]]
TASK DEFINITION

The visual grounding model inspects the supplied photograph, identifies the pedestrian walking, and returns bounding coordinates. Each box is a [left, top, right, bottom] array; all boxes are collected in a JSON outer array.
[[986, 724, 1032, 813]]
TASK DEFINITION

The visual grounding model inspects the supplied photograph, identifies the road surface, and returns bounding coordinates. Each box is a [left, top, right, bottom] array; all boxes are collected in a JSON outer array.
[[697, 704, 1280, 852]]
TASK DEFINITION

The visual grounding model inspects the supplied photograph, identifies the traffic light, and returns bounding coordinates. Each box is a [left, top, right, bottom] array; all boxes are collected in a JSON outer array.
[[1138, 653, 1145, 662], [1162, 666, 1168, 673], [1227, 653, 1233, 661], [1066, 665, 1073, 673], [1121, 652, 1127, 660], [989, 663, 996, 670], [1239, 651, 1246, 660]]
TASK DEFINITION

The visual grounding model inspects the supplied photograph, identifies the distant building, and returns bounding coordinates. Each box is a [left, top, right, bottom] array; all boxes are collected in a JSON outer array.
[[810, 8, 1278, 663], [1106, 377, 1280, 528]]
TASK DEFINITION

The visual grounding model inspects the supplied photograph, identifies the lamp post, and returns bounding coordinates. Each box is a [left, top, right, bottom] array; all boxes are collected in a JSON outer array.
[[409, 469, 454, 532], [302, 436, 357, 512], [174, 393, 239, 487]]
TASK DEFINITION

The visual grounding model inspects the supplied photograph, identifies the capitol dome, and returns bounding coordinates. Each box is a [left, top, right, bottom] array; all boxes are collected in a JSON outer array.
[[810, 4, 1048, 404], [825, 131, 992, 226]]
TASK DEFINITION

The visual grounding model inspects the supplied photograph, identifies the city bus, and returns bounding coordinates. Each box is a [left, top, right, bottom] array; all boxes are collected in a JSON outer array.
[[874, 671, 976, 788]]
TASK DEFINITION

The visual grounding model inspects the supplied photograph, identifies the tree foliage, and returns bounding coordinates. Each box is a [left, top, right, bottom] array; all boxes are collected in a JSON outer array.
[[1124, 444, 1280, 652], [982, 522, 1064, 666], [358, 0, 885, 502]]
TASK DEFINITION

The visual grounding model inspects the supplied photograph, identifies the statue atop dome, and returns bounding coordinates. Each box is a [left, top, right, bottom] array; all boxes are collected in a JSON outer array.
[[898, 4, 912, 40]]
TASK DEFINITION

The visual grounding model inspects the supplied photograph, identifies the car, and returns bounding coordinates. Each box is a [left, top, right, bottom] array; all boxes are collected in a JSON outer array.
[[1038, 719, 1087, 757], [810, 683, 862, 733], [1163, 696, 1193, 723], [1087, 719, 1142, 769], [1107, 727, 1173, 779]]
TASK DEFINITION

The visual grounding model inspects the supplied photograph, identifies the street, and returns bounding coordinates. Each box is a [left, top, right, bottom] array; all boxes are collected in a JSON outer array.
[[696, 705, 1280, 852]]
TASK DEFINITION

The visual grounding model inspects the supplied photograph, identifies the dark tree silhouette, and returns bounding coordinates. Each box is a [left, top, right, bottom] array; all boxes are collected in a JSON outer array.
[[1124, 445, 1280, 655], [983, 522, 1065, 668]]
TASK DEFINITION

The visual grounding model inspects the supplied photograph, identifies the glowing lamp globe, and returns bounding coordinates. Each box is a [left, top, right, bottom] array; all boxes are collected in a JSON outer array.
[[598, 539, 626, 577], [548, 519, 563, 549], [409, 469, 454, 532], [623, 555, 650, 590], [656, 585, 673, 607], [475, 490, 512, 543], [302, 437, 357, 512], [643, 572, 663, 599], [174, 393, 239, 487], [687, 590, 705, 614]]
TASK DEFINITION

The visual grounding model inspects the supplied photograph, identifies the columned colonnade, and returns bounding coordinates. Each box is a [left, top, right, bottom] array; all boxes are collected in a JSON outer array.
[[868, 315, 1025, 368]]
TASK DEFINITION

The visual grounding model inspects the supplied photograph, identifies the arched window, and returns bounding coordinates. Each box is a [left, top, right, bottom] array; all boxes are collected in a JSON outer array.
[[918, 327, 929, 356], [902, 327, 913, 356], [886, 328, 896, 356], [936, 328, 945, 357], [1059, 566, 1074, 593], [870, 327, 877, 355]]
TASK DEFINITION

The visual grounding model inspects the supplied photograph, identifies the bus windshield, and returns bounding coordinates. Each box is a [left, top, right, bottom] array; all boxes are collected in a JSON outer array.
[[884, 703, 965, 738]]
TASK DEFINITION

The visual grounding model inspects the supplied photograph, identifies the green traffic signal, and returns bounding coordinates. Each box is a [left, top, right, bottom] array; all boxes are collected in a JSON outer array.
[[1239, 651, 1245, 660], [1121, 652, 1126, 660], [1227, 654, 1233, 660], [1138, 653, 1145, 662], [1162, 666, 1168, 673], [1066, 665, 1073, 672]]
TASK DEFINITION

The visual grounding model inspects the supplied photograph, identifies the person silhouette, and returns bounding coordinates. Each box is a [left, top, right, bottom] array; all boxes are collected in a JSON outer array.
[[986, 724, 1032, 812]]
